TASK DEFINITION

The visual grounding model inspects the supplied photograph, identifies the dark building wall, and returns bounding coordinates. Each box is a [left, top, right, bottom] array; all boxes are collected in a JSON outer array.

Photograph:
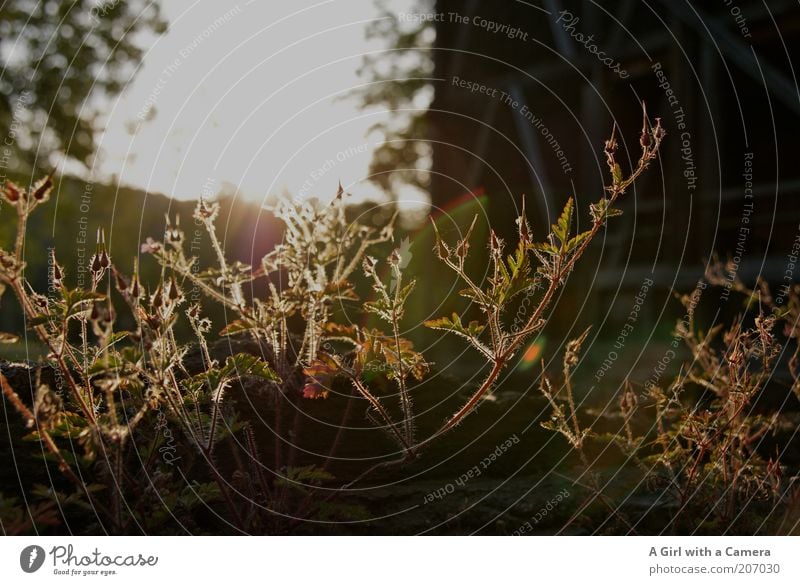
[[428, 1, 800, 332]]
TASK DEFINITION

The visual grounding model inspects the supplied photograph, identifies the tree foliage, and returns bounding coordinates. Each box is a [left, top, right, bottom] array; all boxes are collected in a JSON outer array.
[[352, 0, 434, 196], [0, 0, 166, 173]]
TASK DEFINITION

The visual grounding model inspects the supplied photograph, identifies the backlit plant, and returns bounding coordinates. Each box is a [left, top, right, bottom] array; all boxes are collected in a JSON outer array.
[[0, 106, 672, 533]]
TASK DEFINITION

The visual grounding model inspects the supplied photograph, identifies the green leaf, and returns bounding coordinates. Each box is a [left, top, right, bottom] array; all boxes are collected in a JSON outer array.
[[221, 353, 280, 383], [552, 198, 574, 245], [459, 288, 484, 303], [276, 465, 335, 490], [364, 297, 393, 322], [396, 279, 416, 306], [219, 319, 256, 336], [487, 238, 534, 306], [612, 163, 623, 186], [424, 312, 485, 338], [64, 289, 105, 308], [590, 198, 623, 223], [565, 231, 591, 253], [63, 289, 106, 319], [531, 241, 558, 254]]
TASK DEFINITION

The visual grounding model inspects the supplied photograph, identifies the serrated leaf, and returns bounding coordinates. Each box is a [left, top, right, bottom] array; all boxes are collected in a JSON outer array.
[[64, 289, 105, 307], [424, 312, 485, 338], [531, 241, 558, 254], [612, 163, 623, 185], [459, 288, 484, 303], [396, 279, 416, 306], [278, 464, 335, 487], [590, 198, 623, 223], [325, 279, 358, 301], [465, 320, 485, 337], [322, 322, 360, 340], [364, 297, 393, 322], [552, 198, 574, 245], [302, 353, 340, 399], [565, 231, 591, 253], [27, 314, 57, 327], [221, 353, 280, 383], [219, 319, 256, 336], [424, 312, 460, 330]]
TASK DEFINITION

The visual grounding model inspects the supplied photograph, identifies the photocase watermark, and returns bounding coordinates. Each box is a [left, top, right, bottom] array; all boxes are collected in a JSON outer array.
[[511, 488, 570, 535], [652, 62, 697, 195], [75, 180, 96, 289], [423, 433, 520, 504], [47, 247, 67, 394], [555, 11, 629, 79], [450, 75, 573, 174], [154, 406, 182, 466], [719, 152, 754, 301], [0, 91, 31, 210], [19, 544, 158, 576], [137, 5, 244, 121], [721, 0, 752, 39], [775, 223, 800, 306], [20, 545, 46, 573], [185, 176, 215, 304], [509, 280, 545, 335], [594, 277, 653, 382], [642, 280, 707, 396], [89, 0, 122, 26]]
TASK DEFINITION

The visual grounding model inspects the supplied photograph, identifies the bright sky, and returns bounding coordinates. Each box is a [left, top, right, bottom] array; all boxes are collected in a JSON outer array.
[[92, 0, 425, 211]]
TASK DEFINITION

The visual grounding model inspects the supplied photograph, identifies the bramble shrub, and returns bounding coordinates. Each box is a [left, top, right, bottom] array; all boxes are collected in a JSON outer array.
[[9, 106, 789, 535], [537, 266, 800, 534]]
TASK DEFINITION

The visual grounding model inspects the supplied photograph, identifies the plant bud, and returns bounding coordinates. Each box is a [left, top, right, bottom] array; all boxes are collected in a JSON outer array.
[[619, 386, 637, 415], [140, 237, 162, 254], [434, 238, 449, 261], [653, 117, 666, 141], [31, 172, 54, 201], [455, 239, 469, 260], [152, 286, 163, 310], [489, 230, 502, 256], [362, 255, 377, 276], [195, 198, 219, 220], [168, 276, 180, 301], [3, 181, 22, 203]]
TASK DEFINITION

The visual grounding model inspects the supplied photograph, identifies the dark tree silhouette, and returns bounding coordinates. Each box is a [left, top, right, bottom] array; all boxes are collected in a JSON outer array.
[[0, 0, 166, 175], [353, 0, 433, 198]]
